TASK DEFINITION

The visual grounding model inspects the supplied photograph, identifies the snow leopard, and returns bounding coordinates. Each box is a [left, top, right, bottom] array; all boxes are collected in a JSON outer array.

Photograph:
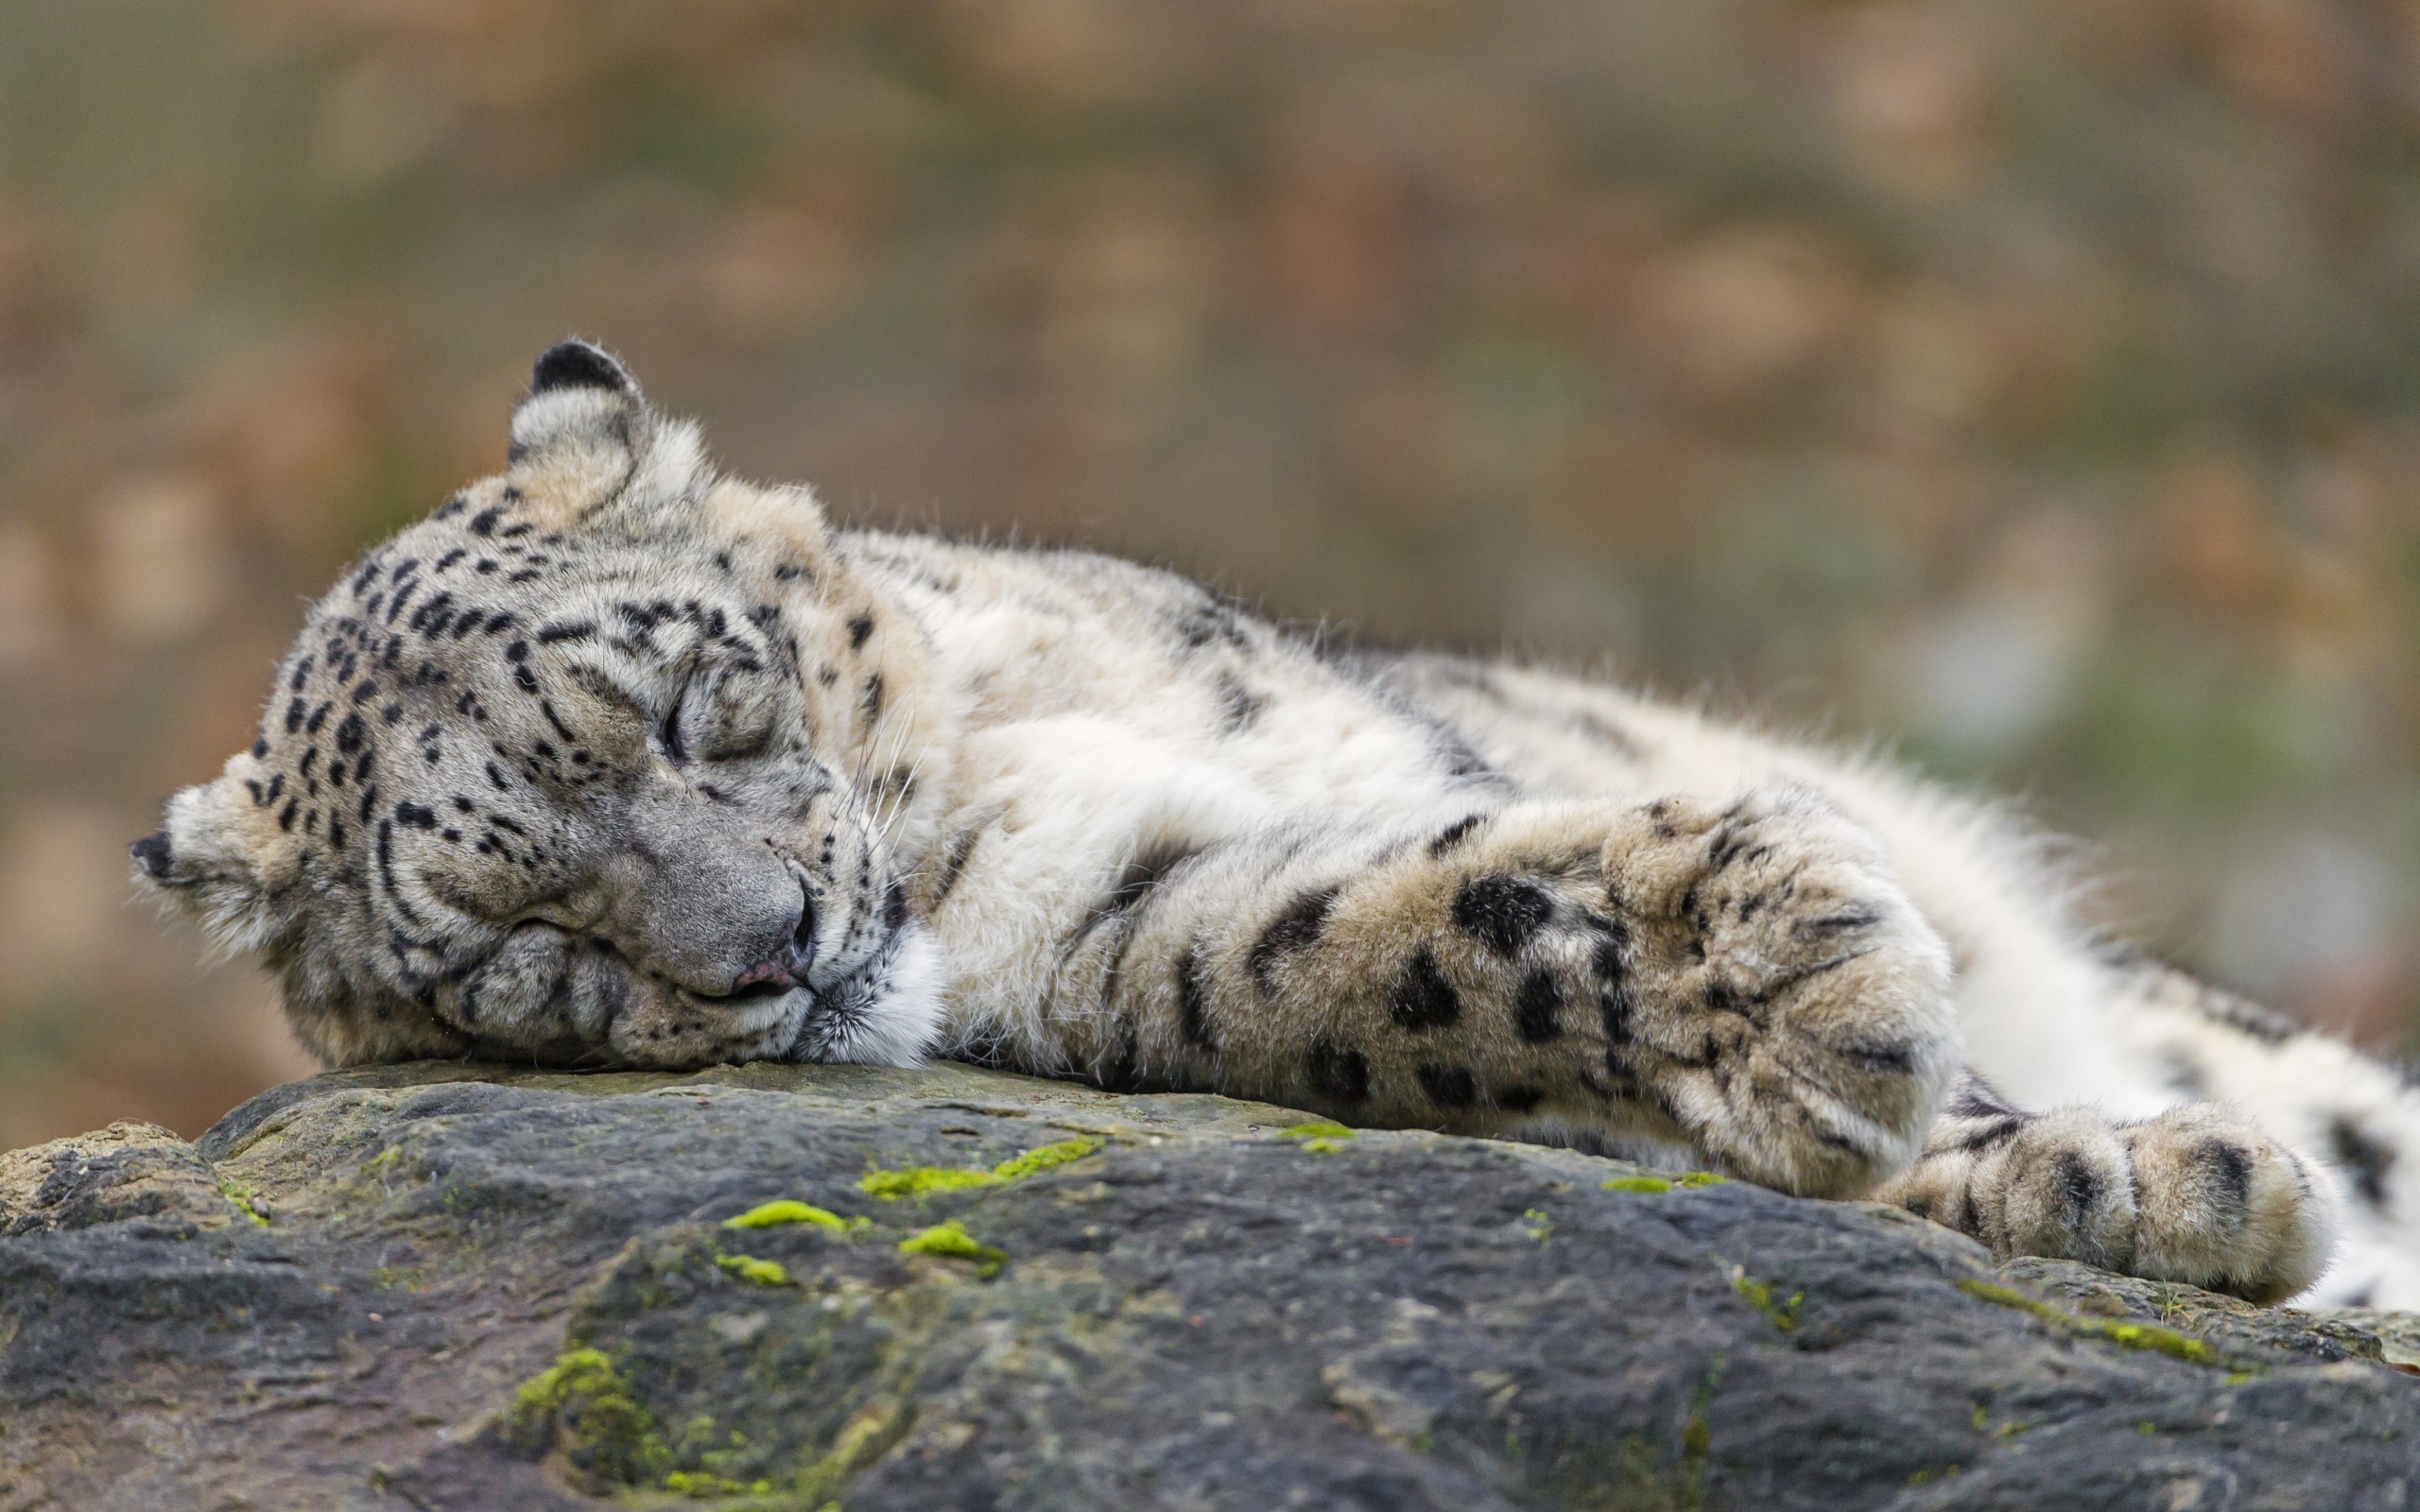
[[133, 339, 2420, 1308]]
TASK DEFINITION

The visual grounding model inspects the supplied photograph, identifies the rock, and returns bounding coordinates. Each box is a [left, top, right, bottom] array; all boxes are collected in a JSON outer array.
[[0, 1121, 249, 1239], [0, 1062, 2414, 1510], [1996, 1255, 2418, 1371]]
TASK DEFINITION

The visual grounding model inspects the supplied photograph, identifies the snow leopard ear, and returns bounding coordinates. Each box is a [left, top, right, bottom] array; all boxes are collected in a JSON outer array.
[[130, 768, 302, 957], [509, 338, 641, 464], [506, 338, 708, 528]]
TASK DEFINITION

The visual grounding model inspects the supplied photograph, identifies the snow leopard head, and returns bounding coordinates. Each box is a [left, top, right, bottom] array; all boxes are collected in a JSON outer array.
[[133, 341, 949, 1070]]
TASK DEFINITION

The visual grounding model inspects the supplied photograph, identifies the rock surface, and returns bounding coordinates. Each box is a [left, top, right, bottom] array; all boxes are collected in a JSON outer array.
[[1, 1061, 2416, 1511]]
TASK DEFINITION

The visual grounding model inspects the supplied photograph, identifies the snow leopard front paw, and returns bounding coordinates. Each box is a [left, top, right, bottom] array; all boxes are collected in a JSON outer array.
[[1878, 1093, 2337, 1303], [1596, 785, 1962, 1199]]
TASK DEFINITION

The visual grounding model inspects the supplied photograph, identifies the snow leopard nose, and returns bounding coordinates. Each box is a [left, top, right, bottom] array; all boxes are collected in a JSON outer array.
[[728, 885, 815, 996], [614, 786, 815, 995]]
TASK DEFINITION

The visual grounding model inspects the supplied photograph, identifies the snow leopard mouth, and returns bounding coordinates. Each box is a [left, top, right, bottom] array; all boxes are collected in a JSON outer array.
[[666, 914, 937, 1070]]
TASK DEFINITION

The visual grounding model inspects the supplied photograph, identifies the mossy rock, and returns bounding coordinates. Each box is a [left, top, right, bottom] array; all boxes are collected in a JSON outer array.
[[2, 1059, 2415, 1509]]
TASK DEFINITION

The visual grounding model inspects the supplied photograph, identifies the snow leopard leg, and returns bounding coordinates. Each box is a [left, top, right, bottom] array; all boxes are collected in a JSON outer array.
[[1873, 1067, 2337, 1303], [2104, 961, 2420, 1307], [1049, 784, 1964, 1198]]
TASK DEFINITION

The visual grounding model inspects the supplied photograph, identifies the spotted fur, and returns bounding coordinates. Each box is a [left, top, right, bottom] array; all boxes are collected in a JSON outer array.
[[137, 341, 2418, 1306]]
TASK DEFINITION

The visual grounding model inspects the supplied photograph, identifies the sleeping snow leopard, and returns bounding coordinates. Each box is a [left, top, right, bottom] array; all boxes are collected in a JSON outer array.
[[134, 339, 2420, 1308]]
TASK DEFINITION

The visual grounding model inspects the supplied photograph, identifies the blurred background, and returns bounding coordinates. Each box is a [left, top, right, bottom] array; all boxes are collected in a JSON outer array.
[[6, 0, 2420, 1151]]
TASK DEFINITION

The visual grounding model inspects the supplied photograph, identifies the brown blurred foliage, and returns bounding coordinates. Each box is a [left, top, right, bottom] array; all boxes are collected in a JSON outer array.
[[6, 0, 2420, 1151]]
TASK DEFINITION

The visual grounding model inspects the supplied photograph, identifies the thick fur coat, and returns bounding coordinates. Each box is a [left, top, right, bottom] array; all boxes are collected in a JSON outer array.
[[136, 341, 2420, 1307]]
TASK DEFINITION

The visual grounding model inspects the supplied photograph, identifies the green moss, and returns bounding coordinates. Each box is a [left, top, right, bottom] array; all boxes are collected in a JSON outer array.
[[790, 1396, 911, 1505], [2102, 1323, 2214, 1364], [991, 1136, 1104, 1179], [897, 1219, 1009, 1278], [510, 1348, 614, 1418], [860, 1136, 1108, 1199], [1280, 1121, 1353, 1140], [858, 1165, 1001, 1199], [1602, 1170, 1725, 1194], [715, 1252, 790, 1286], [1967, 1400, 2036, 1443], [501, 1347, 820, 1493], [662, 1469, 775, 1497], [1953, 1279, 2242, 1370], [723, 1199, 865, 1234], [663, 1417, 774, 1497], [502, 1348, 673, 1484], [1727, 1266, 1803, 1334], [1677, 1352, 1728, 1512], [1522, 1208, 1553, 1243], [217, 1175, 270, 1227], [1280, 1121, 1356, 1154]]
